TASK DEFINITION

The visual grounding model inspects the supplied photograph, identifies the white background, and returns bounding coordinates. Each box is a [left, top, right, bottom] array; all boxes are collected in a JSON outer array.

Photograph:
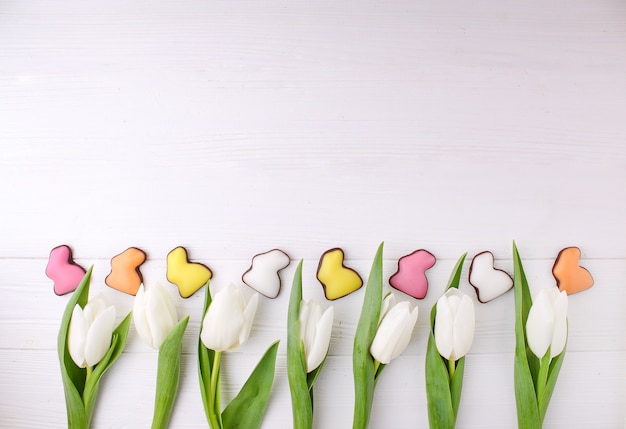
[[1, 1, 625, 428]]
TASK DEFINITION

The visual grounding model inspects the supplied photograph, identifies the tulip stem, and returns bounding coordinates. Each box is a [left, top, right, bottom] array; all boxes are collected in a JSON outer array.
[[207, 351, 223, 429], [536, 351, 550, 407], [85, 365, 93, 384], [447, 358, 455, 379]]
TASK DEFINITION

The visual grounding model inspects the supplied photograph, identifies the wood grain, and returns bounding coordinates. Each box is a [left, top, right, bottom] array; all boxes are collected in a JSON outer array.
[[0, 0, 624, 427]]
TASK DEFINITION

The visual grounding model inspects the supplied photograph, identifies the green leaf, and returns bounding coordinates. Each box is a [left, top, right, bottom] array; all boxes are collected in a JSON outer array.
[[512, 243, 541, 429], [57, 267, 93, 428], [352, 242, 384, 429], [444, 253, 467, 291], [425, 306, 455, 429], [287, 260, 314, 429], [222, 341, 280, 429], [152, 316, 190, 429], [197, 281, 219, 428], [82, 311, 133, 420]]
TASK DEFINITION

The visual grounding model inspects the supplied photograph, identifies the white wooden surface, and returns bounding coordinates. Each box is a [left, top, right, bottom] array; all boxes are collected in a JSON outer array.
[[1, 1, 625, 428]]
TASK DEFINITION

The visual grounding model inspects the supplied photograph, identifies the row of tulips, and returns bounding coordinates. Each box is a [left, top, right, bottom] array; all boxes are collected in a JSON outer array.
[[58, 242, 567, 429]]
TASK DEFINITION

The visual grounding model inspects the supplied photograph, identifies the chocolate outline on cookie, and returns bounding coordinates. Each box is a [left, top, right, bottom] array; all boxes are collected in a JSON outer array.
[[46, 244, 87, 296], [316, 247, 363, 301], [552, 246, 594, 295], [389, 249, 436, 300], [468, 250, 513, 303], [241, 248, 291, 299], [167, 246, 214, 298], [105, 246, 147, 296]]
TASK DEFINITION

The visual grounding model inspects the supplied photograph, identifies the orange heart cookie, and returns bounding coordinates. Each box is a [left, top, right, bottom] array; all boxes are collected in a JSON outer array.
[[105, 247, 147, 295], [317, 248, 363, 300], [167, 246, 213, 298], [552, 246, 594, 295]]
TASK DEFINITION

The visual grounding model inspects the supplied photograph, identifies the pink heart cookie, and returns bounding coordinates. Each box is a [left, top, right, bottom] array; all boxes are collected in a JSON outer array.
[[389, 249, 436, 299], [46, 245, 87, 295]]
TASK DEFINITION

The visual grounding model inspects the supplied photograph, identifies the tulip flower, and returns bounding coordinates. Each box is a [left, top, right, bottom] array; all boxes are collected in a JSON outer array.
[[198, 281, 279, 429], [353, 243, 415, 429], [434, 288, 475, 365], [525, 288, 568, 359], [300, 299, 334, 372], [288, 261, 334, 429], [425, 254, 471, 429], [58, 267, 132, 429], [133, 284, 189, 429], [68, 294, 116, 368], [133, 283, 178, 350], [369, 294, 419, 365], [200, 283, 259, 352], [513, 242, 568, 428]]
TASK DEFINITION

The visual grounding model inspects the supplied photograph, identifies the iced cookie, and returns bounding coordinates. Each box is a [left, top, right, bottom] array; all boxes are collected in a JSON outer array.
[[317, 248, 363, 300], [389, 249, 436, 299], [468, 251, 513, 303], [242, 249, 291, 298], [105, 247, 147, 295], [46, 245, 86, 295], [552, 247, 594, 295], [167, 246, 213, 298]]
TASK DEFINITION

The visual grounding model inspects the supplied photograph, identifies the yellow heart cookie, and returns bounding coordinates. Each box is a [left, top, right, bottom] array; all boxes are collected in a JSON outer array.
[[317, 248, 363, 300], [167, 246, 213, 298]]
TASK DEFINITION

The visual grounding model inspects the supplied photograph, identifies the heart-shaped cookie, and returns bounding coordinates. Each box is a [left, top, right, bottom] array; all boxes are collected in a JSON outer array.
[[468, 251, 513, 303], [552, 246, 594, 295], [167, 246, 213, 298], [317, 248, 363, 300], [46, 245, 86, 295], [242, 249, 290, 298], [105, 247, 147, 295], [389, 249, 436, 299]]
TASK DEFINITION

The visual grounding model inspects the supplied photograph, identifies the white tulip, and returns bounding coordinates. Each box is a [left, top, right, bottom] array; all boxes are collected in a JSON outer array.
[[526, 288, 568, 359], [200, 283, 259, 352], [67, 294, 116, 368], [369, 294, 419, 364], [133, 284, 178, 350], [434, 288, 475, 362], [299, 300, 334, 372]]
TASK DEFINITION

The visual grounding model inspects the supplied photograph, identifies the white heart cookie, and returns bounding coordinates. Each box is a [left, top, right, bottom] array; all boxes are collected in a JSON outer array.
[[469, 251, 513, 303], [242, 249, 291, 298]]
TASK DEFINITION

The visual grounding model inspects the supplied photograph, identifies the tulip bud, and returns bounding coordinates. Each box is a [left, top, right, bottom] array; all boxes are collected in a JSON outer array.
[[434, 288, 475, 362], [526, 288, 568, 359], [67, 294, 116, 368], [133, 284, 178, 350], [200, 283, 259, 352], [369, 294, 419, 364], [299, 300, 334, 372]]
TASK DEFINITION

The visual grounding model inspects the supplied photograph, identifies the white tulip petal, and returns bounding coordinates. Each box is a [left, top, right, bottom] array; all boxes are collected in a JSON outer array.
[[68, 305, 88, 368], [133, 286, 154, 348], [84, 305, 116, 367], [526, 289, 555, 359], [389, 305, 418, 361], [154, 283, 178, 328], [146, 286, 177, 349], [451, 295, 475, 360], [550, 291, 568, 357], [306, 306, 334, 372], [434, 295, 454, 360], [239, 292, 258, 348], [370, 301, 414, 364]]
